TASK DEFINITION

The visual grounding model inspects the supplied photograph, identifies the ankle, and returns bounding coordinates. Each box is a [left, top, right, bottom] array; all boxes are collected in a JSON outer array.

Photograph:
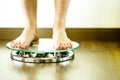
[[53, 28, 66, 35], [53, 21, 65, 29], [24, 26, 37, 32], [53, 25, 65, 32]]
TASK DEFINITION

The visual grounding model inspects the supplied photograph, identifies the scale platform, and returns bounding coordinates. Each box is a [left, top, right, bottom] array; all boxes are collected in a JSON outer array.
[[6, 38, 79, 63]]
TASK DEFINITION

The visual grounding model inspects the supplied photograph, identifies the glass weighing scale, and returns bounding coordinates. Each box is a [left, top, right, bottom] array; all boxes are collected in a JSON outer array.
[[6, 38, 79, 63]]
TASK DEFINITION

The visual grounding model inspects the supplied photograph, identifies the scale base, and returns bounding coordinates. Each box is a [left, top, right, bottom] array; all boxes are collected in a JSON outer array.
[[11, 51, 74, 63]]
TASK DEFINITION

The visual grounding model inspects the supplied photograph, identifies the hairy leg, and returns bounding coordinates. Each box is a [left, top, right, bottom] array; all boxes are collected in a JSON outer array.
[[10, 0, 39, 49], [53, 0, 72, 50]]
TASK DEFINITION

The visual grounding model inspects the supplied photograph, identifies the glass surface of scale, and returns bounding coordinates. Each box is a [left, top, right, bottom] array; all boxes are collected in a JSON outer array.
[[6, 38, 80, 54]]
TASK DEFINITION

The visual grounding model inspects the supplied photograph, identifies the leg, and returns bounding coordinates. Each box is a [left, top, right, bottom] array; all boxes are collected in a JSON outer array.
[[10, 0, 39, 49], [53, 0, 72, 49]]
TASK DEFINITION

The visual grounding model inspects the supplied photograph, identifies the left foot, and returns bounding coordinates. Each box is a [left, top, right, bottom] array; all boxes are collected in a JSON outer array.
[[53, 28, 72, 50], [10, 28, 39, 49]]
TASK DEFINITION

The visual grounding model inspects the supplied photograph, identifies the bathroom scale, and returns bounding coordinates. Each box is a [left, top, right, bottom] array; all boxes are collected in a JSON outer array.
[[6, 38, 79, 63]]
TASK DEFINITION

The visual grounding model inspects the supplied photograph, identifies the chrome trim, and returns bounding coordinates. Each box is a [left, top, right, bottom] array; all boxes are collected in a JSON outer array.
[[11, 50, 74, 63]]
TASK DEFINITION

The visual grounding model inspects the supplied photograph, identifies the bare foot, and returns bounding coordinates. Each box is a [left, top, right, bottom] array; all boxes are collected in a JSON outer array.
[[53, 29, 72, 50], [10, 28, 39, 49]]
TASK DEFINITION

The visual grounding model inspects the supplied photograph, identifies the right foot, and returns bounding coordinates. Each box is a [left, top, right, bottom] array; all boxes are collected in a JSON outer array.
[[10, 28, 39, 49], [52, 28, 72, 50]]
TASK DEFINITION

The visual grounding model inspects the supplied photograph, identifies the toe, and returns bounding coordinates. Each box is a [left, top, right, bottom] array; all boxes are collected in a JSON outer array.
[[56, 42, 72, 50], [67, 42, 72, 48]]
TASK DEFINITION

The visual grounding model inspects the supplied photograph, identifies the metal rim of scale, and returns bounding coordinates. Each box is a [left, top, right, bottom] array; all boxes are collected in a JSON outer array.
[[10, 50, 75, 63]]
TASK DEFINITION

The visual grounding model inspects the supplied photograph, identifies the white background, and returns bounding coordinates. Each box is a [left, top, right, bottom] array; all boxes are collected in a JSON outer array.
[[0, 0, 120, 28]]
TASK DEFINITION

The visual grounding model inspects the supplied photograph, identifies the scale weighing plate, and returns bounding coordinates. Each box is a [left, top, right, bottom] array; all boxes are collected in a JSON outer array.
[[6, 38, 79, 63]]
